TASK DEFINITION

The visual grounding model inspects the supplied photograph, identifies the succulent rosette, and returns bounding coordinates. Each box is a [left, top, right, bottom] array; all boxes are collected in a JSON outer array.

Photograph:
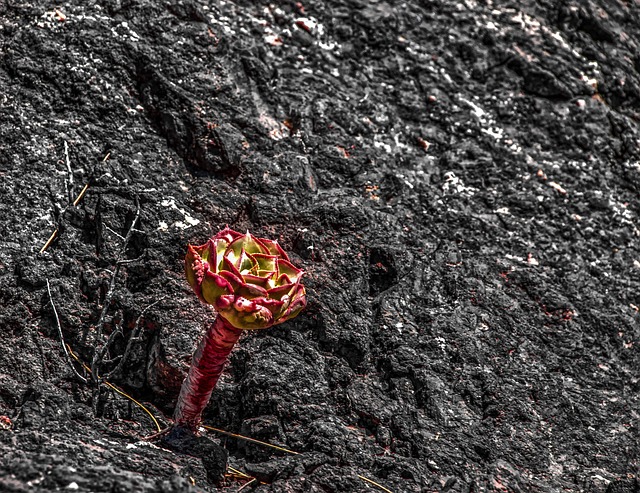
[[185, 228, 306, 329]]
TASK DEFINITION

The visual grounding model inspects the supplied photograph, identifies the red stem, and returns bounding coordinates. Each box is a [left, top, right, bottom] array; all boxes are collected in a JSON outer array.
[[173, 314, 242, 431]]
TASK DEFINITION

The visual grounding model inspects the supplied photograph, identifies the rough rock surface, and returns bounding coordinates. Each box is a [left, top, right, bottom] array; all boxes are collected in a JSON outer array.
[[1, 1, 639, 492]]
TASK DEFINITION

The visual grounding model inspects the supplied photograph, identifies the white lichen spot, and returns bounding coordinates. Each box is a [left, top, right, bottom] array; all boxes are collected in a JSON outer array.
[[580, 73, 598, 89], [36, 9, 68, 29], [459, 97, 486, 119], [442, 171, 477, 196], [160, 198, 200, 229], [373, 138, 392, 153], [548, 181, 567, 195], [434, 337, 447, 351], [264, 33, 283, 46], [319, 40, 337, 50], [481, 126, 504, 140], [505, 254, 526, 264]]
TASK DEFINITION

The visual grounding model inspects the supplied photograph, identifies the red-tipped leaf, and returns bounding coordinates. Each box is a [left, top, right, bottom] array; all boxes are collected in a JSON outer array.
[[250, 253, 278, 272], [236, 282, 269, 300], [267, 282, 296, 301], [259, 238, 289, 261], [243, 272, 273, 288], [222, 256, 244, 280], [216, 294, 235, 310], [236, 248, 258, 273], [201, 271, 233, 305], [277, 258, 304, 283], [280, 295, 306, 322], [276, 273, 292, 286], [219, 270, 244, 292], [214, 227, 243, 242], [252, 297, 285, 315], [227, 231, 269, 262], [220, 301, 274, 330], [185, 244, 208, 300]]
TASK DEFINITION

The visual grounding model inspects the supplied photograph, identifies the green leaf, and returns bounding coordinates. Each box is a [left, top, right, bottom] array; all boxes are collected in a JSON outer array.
[[250, 253, 278, 272], [277, 259, 303, 283], [276, 273, 292, 286], [267, 282, 295, 301], [236, 283, 269, 300], [211, 238, 230, 272], [226, 231, 268, 263], [243, 272, 273, 288], [214, 227, 243, 242], [259, 238, 289, 260], [185, 244, 207, 301], [201, 271, 233, 305], [278, 285, 307, 323], [221, 256, 244, 280], [237, 248, 258, 274], [219, 298, 274, 330], [219, 270, 243, 292]]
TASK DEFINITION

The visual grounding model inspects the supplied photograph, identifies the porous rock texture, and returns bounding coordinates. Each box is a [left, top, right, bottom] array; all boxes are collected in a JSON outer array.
[[1, 1, 639, 492]]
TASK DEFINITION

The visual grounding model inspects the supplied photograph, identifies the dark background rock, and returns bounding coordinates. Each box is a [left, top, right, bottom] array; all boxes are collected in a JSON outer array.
[[1, 0, 639, 492]]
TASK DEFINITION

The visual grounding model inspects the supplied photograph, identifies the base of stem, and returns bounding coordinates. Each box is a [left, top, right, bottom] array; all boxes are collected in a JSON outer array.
[[156, 424, 228, 483], [172, 315, 242, 431]]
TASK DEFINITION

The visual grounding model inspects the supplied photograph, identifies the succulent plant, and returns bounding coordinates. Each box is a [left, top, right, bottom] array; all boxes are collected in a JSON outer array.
[[185, 227, 306, 329], [173, 227, 306, 431]]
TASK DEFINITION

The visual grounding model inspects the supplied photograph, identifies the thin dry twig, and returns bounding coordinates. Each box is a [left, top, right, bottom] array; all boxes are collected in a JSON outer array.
[[237, 477, 257, 491], [90, 197, 141, 381], [40, 229, 59, 254], [102, 296, 167, 380], [116, 253, 146, 266], [64, 140, 73, 186], [204, 425, 394, 492], [226, 466, 253, 480], [67, 345, 162, 432], [357, 475, 394, 493], [103, 380, 163, 432], [46, 278, 88, 383], [203, 425, 300, 455], [73, 183, 90, 207], [103, 223, 125, 241], [63, 140, 74, 204], [40, 149, 108, 254], [97, 309, 124, 365], [226, 466, 262, 490]]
